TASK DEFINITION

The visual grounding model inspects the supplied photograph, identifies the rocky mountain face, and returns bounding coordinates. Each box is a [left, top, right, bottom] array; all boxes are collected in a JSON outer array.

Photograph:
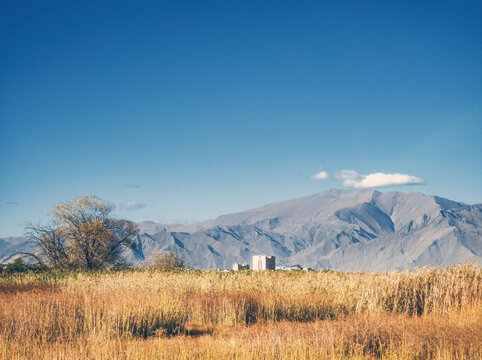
[[1, 189, 481, 272]]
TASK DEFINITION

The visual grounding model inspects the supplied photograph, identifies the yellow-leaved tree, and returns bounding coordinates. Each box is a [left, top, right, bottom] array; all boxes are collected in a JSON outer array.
[[24, 196, 138, 270]]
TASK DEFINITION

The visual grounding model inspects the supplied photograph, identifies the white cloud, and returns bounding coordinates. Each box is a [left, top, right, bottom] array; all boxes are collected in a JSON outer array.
[[311, 171, 329, 180], [335, 170, 424, 188], [119, 201, 146, 211]]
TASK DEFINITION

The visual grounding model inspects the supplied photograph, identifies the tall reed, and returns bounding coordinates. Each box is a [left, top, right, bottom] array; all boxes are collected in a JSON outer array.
[[0, 263, 480, 359]]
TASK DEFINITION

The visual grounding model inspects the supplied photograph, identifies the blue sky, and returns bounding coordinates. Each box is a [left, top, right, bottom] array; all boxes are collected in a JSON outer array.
[[1, 0, 481, 236]]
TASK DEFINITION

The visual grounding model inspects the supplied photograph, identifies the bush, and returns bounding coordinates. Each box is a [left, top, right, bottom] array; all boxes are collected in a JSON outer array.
[[6, 258, 28, 273], [149, 252, 186, 271]]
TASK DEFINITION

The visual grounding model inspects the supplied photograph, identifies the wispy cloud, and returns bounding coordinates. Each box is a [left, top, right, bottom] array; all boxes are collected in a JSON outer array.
[[311, 169, 424, 188], [311, 171, 329, 180], [1, 200, 19, 205], [157, 217, 198, 224], [119, 201, 146, 211]]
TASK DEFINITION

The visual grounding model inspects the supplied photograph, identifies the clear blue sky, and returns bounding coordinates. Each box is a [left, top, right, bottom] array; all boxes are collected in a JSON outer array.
[[1, 0, 481, 236]]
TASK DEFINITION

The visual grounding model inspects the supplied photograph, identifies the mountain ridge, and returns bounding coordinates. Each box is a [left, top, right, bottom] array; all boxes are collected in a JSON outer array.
[[1, 189, 481, 272]]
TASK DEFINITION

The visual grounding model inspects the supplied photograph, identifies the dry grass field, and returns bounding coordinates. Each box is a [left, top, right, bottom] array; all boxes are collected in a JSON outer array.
[[0, 263, 481, 359]]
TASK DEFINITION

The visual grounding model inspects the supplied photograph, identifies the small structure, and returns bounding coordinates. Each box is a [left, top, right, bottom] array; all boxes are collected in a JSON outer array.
[[276, 264, 303, 271], [252, 255, 275, 271], [232, 263, 250, 270]]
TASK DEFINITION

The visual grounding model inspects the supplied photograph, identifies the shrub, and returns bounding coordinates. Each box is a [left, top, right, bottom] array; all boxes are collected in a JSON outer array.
[[149, 251, 186, 271]]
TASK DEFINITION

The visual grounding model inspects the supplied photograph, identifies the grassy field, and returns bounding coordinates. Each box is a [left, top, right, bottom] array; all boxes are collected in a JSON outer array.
[[0, 263, 480, 359]]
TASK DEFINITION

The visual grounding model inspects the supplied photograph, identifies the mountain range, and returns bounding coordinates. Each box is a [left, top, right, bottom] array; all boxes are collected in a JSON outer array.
[[1, 189, 481, 272]]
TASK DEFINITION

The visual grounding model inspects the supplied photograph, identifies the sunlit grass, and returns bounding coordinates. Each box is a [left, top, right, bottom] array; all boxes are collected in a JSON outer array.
[[0, 263, 480, 359]]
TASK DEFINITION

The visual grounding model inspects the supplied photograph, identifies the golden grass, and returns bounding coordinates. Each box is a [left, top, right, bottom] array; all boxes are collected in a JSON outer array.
[[0, 263, 480, 359]]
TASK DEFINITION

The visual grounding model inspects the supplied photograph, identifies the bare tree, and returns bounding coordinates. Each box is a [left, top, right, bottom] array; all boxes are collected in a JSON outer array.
[[24, 196, 138, 270], [24, 223, 68, 268], [149, 251, 185, 271]]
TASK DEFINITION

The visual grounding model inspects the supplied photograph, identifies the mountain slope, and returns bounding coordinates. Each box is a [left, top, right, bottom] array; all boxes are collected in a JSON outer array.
[[1, 190, 481, 271]]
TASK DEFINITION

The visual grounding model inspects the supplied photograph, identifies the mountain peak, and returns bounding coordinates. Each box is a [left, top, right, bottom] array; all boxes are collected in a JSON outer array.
[[123, 190, 482, 271], [1, 190, 481, 271]]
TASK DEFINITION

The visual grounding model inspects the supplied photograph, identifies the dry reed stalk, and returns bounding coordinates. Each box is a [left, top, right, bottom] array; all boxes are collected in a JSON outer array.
[[0, 263, 480, 359]]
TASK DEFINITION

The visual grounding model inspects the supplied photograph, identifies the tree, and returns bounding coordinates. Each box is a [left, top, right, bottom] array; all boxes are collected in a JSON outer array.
[[5, 258, 28, 274], [24, 196, 138, 270], [149, 251, 185, 271]]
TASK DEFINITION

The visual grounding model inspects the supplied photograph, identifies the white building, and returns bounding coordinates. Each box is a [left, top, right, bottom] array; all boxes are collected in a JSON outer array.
[[232, 263, 250, 270], [252, 255, 275, 270]]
